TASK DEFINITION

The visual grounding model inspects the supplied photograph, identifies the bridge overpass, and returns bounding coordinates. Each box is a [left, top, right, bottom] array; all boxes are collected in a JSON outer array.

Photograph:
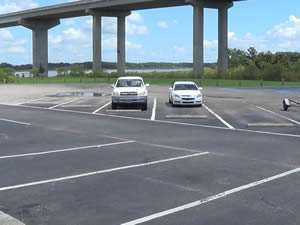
[[0, 0, 245, 75]]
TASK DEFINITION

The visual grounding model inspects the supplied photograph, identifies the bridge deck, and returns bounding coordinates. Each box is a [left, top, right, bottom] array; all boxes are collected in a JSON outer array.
[[0, 0, 243, 28]]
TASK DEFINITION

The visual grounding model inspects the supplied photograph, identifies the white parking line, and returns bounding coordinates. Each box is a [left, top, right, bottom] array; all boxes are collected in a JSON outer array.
[[106, 109, 142, 112], [256, 106, 300, 125], [0, 211, 25, 225], [0, 140, 134, 160], [151, 97, 157, 121], [0, 152, 209, 192], [93, 101, 112, 114], [15, 97, 49, 105], [0, 117, 30, 126], [48, 98, 80, 109], [203, 104, 235, 129], [3, 103, 300, 139], [121, 167, 300, 225]]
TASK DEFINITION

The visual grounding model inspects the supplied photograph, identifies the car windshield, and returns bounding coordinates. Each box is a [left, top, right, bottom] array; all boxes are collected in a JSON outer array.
[[116, 79, 144, 87], [174, 84, 198, 91]]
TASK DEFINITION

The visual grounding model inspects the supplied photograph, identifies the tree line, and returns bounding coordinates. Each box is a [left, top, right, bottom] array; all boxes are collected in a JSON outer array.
[[0, 62, 213, 71], [226, 47, 300, 81]]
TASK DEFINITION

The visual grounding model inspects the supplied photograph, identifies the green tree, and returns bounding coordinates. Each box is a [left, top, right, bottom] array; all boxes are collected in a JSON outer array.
[[69, 64, 85, 77], [57, 67, 68, 76], [0, 68, 15, 83], [39, 64, 45, 76], [228, 48, 249, 68], [30, 68, 40, 77]]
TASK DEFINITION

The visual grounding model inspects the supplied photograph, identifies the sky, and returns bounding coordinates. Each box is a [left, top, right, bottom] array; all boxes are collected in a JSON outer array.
[[0, 0, 299, 65]]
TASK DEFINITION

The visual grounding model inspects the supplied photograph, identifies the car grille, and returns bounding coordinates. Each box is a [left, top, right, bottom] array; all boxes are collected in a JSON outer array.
[[120, 92, 138, 96], [182, 98, 194, 100]]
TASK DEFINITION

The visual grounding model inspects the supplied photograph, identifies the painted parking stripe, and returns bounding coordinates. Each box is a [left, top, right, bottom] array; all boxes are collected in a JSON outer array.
[[106, 109, 142, 112], [203, 104, 235, 129], [0, 211, 25, 225], [151, 97, 157, 121], [248, 122, 294, 127], [48, 98, 80, 109], [92, 101, 112, 114], [15, 97, 49, 105], [3, 103, 300, 139], [256, 106, 300, 125], [0, 140, 134, 160], [121, 167, 300, 225], [0, 117, 30, 126], [0, 152, 209, 192]]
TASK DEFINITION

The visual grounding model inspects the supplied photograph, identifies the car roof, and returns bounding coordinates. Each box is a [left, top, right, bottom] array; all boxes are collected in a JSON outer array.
[[117, 76, 143, 80], [173, 81, 197, 85]]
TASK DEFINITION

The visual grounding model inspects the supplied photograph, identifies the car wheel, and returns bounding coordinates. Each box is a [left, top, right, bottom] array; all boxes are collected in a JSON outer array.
[[198, 104, 202, 107], [169, 98, 172, 104], [112, 103, 117, 110]]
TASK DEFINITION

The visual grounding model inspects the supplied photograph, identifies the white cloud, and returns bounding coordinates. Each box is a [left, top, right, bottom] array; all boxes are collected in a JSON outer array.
[[173, 46, 185, 54], [204, 40, 218, 49], [267, 15, 300, 40], [127, 13, 143, 24], [62, 28, 88, 41], [85, 15, 148, 35], [0, 29, 27, 54], [126, 22, 148, 35], [63, 19, 76, 26], [157, 21, 169, 29], [49, 14, 146, 62], [0, 0, 38, 14]]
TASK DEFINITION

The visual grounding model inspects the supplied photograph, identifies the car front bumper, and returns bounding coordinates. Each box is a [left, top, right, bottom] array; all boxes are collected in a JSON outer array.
[[112, 96, 147, 104], [173, 97, 202, 105]]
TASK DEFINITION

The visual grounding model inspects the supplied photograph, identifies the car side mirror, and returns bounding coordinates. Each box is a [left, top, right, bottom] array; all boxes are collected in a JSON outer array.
[[111, 84, 115, 88], [169, 87, 173, 91], [198, 87, 203, 91], [146, 83, 150, 87]]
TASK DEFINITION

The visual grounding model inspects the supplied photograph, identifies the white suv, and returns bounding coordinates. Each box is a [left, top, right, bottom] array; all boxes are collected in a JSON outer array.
[[111, 76, 149, 110]]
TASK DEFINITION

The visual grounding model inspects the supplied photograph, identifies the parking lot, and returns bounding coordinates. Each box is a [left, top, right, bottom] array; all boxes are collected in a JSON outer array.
[[0, 84, 300, 225]]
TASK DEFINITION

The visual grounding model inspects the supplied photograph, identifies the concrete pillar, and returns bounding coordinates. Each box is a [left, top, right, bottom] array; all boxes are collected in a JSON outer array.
[[218, 3, 232, 76], [193, 2, 204, 74], [93, 16, 102, 71], [32, 29, 48, 74], [117, 16, 126, 74], [19, 19, 60, 76]]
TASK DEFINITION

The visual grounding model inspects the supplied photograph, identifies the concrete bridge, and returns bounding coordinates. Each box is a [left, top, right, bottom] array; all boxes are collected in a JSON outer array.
[[0, 0, 245, 75]]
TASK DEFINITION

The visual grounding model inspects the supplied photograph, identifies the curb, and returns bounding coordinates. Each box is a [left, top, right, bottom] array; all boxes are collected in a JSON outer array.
[[0, 211, 25, 225]]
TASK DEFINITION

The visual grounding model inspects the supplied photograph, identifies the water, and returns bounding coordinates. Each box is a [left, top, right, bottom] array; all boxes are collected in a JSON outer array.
[[15, 68, 192, 78]]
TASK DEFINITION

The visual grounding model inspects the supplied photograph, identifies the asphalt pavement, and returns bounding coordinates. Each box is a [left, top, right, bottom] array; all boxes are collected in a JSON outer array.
[[0, 84, 300, 225]]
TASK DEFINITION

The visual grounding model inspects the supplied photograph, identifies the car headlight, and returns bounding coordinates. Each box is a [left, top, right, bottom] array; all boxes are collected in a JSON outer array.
[[139, 91, 146, 96], [174, 94, 181, 98], [113, 91, 120, 96], [196, 94, 202, 98]]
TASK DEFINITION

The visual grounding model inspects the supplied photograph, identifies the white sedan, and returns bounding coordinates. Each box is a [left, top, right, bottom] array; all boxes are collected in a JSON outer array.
[[169, 81, 203, 106]]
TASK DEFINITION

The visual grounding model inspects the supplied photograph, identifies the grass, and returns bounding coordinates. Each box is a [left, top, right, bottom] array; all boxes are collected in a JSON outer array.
[[13, 76, 300, 87]]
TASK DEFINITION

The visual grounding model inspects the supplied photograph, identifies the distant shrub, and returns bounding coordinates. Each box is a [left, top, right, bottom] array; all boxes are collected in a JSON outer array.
[[0, 68, 16, 83], [240, 62, 261, 80], [69, 64, 85, 76], [261, 63, 286, 81]]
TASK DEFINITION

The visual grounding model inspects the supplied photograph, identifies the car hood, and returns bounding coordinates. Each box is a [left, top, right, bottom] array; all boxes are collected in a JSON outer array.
[[173, 90, 201, 96], [113, 87, 146, 93]]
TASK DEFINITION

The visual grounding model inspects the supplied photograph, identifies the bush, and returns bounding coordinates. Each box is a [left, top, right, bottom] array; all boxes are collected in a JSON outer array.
[[0, 68, 16, 83], [69, 64, 85, 76], [56, 67, 69, 76], [88, 70, 110, 78], [226, 65, 245, 80], [241, 62, 261, 80], [261, 63, 286, 81]]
